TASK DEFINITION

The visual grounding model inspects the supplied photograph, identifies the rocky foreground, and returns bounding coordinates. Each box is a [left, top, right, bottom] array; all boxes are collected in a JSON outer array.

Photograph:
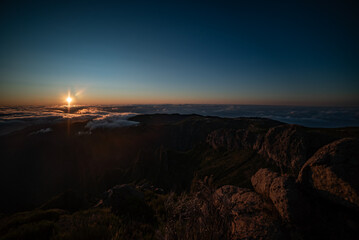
[[209, 129, 359, 239], [97, 138, 359, 240], [0, 114, 358, 239]]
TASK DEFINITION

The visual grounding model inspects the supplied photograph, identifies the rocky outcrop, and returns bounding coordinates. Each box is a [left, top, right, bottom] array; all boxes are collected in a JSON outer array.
[[251, 168, 310, 224], [269, 175, 310, 224], [216, 185, 283, 240], [207, 128, 264, 151], [258, 125, 310, 174], [297, 138, 359, 210], [251, 168, 279, 199], [207, 124, 332, 175]]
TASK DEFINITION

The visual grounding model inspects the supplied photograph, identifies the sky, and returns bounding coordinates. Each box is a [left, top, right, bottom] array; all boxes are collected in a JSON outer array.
[[0, 0, 358, 106]]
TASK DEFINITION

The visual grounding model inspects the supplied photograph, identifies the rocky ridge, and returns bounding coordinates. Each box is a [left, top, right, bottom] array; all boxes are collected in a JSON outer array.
[[207, 124, 339, 174], [214, 135, 359, 240]]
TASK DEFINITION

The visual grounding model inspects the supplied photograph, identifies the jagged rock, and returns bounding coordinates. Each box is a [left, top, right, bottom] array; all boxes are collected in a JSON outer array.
[[269, 175, 310, 224], [251, 169, 310, 224], [297, 138, 359, 210], [206, 128, 264, 151], [207, 124, 331, 175], [258, 125, 310, 174], [216, 185, 282, 240], [206, 129, 237, 151], [251, 168, 279, 199]]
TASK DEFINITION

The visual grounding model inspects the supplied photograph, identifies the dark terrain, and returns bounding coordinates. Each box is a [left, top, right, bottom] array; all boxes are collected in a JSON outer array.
[[0, 114, 358, 240]]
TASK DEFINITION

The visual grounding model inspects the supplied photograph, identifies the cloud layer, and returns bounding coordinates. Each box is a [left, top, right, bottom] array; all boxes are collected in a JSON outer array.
[[29, 128, 53, 135], [85, 112, 138, 130], [0, 105, 358, 135]]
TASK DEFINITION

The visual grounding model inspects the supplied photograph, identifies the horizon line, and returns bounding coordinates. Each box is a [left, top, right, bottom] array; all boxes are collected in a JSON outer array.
[[0, 103, 358, 108]]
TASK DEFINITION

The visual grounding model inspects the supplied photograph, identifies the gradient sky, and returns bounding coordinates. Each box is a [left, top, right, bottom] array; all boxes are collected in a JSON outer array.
[[0, 0, 358, 106]]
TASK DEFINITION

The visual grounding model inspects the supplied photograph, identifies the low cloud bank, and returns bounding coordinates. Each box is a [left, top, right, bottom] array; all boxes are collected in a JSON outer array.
[[0, 105, 358, 135], [29, 128, 53, 135], [85, 113, 138, 130]]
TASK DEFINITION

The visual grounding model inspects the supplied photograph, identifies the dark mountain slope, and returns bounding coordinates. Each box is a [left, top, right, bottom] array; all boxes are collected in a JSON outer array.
[[0, 114, 357, 214], [1, 114, 359, 240]]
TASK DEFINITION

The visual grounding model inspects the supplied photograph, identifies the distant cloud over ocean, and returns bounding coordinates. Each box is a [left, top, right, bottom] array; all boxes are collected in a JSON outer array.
[[0, 105, 358, 135], [29, 128, 53, 135], [85, 112, 138, 130]]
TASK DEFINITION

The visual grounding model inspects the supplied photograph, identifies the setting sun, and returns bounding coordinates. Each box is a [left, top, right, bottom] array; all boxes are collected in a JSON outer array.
[[66, 96, 72, 104]]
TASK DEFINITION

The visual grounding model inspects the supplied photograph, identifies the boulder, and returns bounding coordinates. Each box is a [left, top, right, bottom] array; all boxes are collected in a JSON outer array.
[[216, 185, 282, 240], [251, 168, 310, 224], [297, 138, 359, 210], [251, 168, 279, 199], [269, 175, 310, 224]]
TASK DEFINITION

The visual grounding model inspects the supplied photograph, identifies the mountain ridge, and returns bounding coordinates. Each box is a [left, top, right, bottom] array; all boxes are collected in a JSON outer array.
[[0, 113, 358, 239]]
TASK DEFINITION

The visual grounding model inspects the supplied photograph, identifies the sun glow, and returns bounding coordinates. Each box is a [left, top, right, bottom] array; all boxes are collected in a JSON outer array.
[[66, 93, 72, 114]]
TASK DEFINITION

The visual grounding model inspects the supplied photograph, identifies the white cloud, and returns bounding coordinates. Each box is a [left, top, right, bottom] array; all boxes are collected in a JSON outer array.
[[85, 112, 138, 130], [29, 128, 53, 135], [0, 105, 358, 135]]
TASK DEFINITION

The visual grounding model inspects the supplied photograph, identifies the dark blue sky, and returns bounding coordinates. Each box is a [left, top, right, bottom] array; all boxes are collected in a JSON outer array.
[[0, 0, 358, 105]]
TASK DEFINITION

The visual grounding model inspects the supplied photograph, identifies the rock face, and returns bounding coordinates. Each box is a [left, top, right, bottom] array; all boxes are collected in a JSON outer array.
[[269, 175, 310, 224], [297, 138, 359, 210], [216, 185, 283, 240], [207, 124, 332, 175], [251, 168, 310, 224], [258, 125, 310, 174], [207, 128, 264, 151]]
